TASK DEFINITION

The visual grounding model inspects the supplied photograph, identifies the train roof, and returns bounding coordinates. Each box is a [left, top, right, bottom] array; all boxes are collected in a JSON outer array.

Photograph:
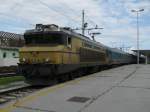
[[108, 47, 132, 55]]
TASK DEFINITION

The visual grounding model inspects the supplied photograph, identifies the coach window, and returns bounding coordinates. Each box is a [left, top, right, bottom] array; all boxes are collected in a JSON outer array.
[[67, 36, 72, 48], [3, 52, 6, 58]]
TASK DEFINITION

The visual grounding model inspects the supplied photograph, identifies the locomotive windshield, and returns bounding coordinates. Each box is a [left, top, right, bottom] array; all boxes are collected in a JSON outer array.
[[24, 32, 65, 45]]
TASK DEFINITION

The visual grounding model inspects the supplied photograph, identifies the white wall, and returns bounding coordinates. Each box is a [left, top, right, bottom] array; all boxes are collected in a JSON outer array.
[[0, 58, 19, 66]]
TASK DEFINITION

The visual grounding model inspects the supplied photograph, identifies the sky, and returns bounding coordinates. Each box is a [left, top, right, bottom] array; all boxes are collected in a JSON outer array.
[[0, 0, 150, 51]]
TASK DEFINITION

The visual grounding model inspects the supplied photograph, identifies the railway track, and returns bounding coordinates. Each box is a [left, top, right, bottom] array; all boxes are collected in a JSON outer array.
[[0, 66, 19, 78], [0, 72, 19, 78], [0, 65, 124, 105], [0, 85, 45, 104]]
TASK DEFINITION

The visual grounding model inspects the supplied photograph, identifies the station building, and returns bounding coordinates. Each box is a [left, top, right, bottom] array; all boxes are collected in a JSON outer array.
[[0, 31, 24, 66], [0, 47, 19, 66], [133, 50, 150, 64]]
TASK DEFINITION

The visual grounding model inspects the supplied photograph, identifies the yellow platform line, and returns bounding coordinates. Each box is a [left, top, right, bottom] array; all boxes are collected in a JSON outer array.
[[0, 75, 93, 112]]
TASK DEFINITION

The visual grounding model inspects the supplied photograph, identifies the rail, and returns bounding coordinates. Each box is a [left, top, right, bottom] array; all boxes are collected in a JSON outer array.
[[0, 73, 20, 78], [0, 85, 44, 104]]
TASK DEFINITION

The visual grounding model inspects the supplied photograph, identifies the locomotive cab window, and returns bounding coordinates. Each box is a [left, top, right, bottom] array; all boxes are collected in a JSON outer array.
[[24, 32, 65, 45]]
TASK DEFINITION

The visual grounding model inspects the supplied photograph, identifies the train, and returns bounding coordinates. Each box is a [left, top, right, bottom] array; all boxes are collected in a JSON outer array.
[[18, 24, 143, 85]]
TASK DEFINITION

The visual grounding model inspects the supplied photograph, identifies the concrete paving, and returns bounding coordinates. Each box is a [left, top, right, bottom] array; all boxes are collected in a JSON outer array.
[[1, 64, 150, 112]]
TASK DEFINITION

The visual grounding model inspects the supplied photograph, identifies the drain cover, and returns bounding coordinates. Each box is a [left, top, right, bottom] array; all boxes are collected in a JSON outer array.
[[67, 96, 90, 103]]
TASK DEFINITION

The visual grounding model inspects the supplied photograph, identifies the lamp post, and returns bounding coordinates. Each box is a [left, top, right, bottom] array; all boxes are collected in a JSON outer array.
[[131, 9, 144, 64]]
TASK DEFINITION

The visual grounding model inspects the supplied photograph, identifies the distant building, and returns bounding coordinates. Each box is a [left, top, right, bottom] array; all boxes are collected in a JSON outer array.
[[0, 47, 19, 66], [0, 31, 24, 47], [0, 31, 24, 66], [133, 50, 150, 64]]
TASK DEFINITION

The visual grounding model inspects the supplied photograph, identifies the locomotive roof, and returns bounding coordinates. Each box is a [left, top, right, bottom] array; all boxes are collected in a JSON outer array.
[[25, 24, 131, 55], [25, 24, 108, 49]]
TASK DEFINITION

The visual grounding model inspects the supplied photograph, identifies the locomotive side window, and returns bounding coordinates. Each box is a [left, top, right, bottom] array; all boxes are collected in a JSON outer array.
[[67, 36, 72, 48], [84, 42, 92, 48]]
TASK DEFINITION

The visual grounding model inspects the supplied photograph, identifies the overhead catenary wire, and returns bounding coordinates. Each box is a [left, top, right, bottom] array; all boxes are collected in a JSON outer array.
[[0, 6, 35, 28], [51, 0, 98, 28], [38, 0, 81, 24], [0, 12, 34, 31]]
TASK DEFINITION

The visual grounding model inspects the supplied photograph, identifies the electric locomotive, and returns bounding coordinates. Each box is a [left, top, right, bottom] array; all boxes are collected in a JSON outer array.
[[18, 24, 137, 85], [19, 24, 108, 85]]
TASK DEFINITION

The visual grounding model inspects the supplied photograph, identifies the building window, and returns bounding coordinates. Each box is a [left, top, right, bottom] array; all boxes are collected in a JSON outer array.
[[3, 52, 6, 58], [12, 52, 16, 57]]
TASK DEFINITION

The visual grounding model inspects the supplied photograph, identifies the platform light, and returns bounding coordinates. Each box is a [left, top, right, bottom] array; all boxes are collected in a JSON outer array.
[[131, 9, 144, 64]]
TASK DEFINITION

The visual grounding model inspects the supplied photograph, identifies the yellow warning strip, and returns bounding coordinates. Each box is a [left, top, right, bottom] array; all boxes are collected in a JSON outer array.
[[0, 75, 93, 112]]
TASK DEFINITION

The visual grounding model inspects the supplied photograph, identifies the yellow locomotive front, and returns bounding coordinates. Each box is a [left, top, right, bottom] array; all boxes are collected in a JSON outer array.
[[20, 32, 66, 64], [19, 24, 80, 85]]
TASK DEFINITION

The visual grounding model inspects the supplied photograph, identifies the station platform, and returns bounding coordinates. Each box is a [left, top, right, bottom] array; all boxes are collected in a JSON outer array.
[[1, 64, 150, 112]]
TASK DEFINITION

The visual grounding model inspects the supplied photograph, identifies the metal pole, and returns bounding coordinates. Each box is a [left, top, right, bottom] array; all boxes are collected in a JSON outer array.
[[131, 9, 144, 64], [145, 56, 148, 64], [82, 10, 85, 35], [137, 12, 140, 64]]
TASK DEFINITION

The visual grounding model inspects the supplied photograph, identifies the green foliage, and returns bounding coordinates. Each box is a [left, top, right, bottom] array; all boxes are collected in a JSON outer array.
[[0, 76, 25, 85]]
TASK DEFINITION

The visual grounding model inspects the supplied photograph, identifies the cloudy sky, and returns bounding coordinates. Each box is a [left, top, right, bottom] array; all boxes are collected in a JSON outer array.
[[0, 0, 150, 50]]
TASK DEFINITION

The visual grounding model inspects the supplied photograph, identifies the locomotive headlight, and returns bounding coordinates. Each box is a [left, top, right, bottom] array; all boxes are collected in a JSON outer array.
[[45, 58, 50, 62], [22, 58, 26, 62]]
